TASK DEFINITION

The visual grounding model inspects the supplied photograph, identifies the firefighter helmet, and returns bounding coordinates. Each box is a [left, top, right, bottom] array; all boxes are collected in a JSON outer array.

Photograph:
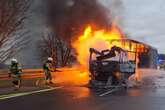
[[11, 58, 18, 63], [48, 57, 53, 61]]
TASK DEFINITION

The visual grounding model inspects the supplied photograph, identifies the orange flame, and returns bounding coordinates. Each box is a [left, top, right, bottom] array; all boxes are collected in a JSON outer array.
[[53, 67, 90, 86], [54, 24, 125, 86], [72, 24, 124, 67], [54, 23, 148, 86]]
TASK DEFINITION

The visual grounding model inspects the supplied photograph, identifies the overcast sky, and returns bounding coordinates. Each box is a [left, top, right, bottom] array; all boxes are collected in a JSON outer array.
[[101, 0, 165, 53]]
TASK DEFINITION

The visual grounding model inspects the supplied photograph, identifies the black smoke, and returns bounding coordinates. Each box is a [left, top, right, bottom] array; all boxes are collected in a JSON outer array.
[[44, 0, 112, 44]]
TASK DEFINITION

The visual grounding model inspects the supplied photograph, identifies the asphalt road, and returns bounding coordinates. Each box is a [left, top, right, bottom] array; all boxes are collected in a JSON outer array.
[[0, 85, 165, 110]]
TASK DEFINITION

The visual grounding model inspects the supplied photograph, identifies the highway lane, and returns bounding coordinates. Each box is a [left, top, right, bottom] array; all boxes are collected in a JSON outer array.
[[1, 86, 165, 110]]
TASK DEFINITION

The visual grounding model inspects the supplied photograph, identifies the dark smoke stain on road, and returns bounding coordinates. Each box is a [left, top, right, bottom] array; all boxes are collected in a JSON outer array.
[[44, 0, 112, 44]]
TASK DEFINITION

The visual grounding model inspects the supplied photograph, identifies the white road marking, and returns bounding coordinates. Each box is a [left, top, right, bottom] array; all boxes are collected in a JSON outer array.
[[99, 88, 119, 97], [0, 86, 63, 100]]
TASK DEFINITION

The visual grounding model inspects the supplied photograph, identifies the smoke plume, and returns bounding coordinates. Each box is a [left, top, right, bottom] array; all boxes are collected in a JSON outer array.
[[44, 0, 112, 44]]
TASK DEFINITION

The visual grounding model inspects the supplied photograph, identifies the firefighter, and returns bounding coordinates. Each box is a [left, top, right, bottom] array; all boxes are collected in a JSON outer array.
[[43, 57, 54, 84], [9, 59, 22, 90]]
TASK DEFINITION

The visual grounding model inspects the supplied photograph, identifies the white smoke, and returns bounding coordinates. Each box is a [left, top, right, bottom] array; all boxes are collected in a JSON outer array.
[[128, 69, 165, 88]]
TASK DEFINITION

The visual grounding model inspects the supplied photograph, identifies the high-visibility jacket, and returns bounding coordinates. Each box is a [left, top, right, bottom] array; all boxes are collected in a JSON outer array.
[[43, 62, 54, 72], [10, 63, 22, 75]]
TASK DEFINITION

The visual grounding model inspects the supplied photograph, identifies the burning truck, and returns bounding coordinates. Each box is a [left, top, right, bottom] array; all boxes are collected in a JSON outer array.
[[44, 0, 158, 87], [51, 25, 158, 87], [88, 45, 135, 88], [88, 39, 158, 88], [70, 25, 157, 88]]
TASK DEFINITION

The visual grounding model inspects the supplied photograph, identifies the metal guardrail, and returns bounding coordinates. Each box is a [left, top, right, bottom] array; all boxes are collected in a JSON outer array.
[[0, 69, 45, 80]]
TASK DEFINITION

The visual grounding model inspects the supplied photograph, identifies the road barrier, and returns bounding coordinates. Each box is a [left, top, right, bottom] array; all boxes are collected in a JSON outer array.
[[0, 69, 44, 80]]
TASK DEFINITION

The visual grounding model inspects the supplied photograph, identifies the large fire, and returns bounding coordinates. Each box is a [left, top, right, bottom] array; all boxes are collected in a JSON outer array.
[[53, 24, 125, 86], [54, 23, 149, 86], [52, 24, 125, 85], [72, 23, 124, 67]]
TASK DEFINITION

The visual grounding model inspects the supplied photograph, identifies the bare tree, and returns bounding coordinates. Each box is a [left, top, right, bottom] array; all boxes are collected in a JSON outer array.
[[0, 0, 31, 63], [38, 32, 73, 67]]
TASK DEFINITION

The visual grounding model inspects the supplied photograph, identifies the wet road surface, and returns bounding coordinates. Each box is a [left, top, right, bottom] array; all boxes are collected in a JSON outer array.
[[0, 86, 165, 110]]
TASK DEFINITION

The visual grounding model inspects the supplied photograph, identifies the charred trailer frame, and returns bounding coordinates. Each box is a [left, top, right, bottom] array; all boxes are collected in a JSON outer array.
[[110, 39, 158, 69], [88, 39, 158, 88]]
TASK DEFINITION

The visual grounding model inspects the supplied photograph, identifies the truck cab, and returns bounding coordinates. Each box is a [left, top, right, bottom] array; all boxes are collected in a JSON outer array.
[[88, 46, 136, 88]]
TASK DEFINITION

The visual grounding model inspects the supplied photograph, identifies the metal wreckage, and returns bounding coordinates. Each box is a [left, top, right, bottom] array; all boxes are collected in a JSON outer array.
[[88, 39, 158, 89], [88, 45, 136, 89]]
